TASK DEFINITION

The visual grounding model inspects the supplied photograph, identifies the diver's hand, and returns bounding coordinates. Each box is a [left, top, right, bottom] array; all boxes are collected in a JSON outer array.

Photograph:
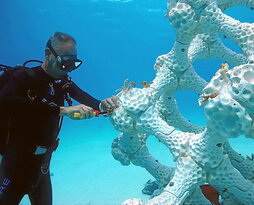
[[100, 95, 119, 112], [60, 104, 94, 120]]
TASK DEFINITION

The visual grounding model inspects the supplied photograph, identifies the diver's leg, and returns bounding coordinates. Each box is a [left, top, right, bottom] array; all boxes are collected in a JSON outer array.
[[0, 152, 25, 205], [28, 172, 52, 205]]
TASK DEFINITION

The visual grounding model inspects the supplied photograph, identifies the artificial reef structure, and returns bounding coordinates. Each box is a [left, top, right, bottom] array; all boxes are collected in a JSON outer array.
[[108, 0, 254, 204]]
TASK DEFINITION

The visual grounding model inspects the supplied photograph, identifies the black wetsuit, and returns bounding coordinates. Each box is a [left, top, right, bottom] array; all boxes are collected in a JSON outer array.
[[0, 66, 100, 205]]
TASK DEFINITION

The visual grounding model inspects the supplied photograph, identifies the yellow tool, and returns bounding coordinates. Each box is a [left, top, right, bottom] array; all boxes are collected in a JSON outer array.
[[73, 112, 81, 119], [72, 110, 107, 119]]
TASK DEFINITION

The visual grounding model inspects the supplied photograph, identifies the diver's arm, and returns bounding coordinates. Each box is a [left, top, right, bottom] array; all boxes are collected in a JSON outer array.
[[0, 96, 95, 119], [68, 82, 119, 112], [68, 82, 101, 110], [0, 72, 96, 119]]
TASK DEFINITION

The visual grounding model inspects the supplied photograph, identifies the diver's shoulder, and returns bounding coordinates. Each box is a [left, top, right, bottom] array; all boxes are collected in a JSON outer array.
[[11, 66, 37, 82], [12, 66, 40, 77]]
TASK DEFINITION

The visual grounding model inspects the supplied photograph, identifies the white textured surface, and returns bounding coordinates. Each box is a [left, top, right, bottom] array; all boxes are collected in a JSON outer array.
[[107, 0, 254, 205]]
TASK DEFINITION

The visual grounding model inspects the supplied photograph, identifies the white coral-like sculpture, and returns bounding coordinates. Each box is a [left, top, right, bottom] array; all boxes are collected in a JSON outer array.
[[108, 0, 254, 204]]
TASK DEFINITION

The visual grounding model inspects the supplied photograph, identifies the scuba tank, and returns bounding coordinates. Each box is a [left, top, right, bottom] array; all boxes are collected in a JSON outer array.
[[0, 60, 43, 154]]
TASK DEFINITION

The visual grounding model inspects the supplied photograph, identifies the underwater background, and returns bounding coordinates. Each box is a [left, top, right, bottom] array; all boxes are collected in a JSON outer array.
[[0, 0, 254, 204]]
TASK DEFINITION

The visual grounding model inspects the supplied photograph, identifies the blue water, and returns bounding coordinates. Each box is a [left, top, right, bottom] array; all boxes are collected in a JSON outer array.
[[0, 0, 254, 204]]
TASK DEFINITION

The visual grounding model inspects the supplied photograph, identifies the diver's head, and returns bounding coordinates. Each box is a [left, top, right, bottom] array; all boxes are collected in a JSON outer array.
[[42, 32, 82, 79]]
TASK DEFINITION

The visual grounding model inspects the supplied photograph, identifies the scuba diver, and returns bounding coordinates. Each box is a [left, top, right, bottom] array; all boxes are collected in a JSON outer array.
[[0, 32, 118, 205]]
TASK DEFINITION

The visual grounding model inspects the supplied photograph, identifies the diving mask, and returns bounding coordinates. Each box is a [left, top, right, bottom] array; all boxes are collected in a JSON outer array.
[[47, 39, 82, 72]]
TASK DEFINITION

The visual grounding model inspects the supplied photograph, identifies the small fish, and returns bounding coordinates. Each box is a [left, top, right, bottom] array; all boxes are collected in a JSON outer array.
[[200, 184, 220, 205]]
